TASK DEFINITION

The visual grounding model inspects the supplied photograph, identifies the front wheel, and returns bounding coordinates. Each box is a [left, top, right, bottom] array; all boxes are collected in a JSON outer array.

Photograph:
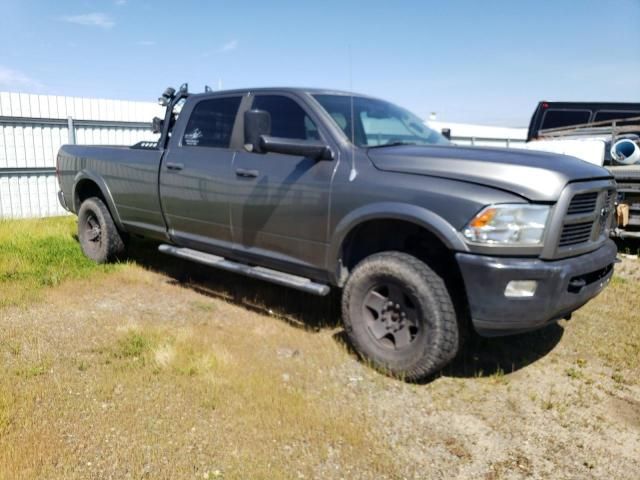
[[77, 197, 125, 263], [342, 251, 459, 381]]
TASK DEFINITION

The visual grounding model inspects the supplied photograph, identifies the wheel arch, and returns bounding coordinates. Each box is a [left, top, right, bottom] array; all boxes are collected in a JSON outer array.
[[72, 170, 125, 231], [329, 202, 469, 286]]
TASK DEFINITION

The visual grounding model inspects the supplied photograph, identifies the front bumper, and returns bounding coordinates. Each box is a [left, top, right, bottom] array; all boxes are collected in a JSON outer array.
[[57, 190, 70, 211], [456, 240, 617, 337]]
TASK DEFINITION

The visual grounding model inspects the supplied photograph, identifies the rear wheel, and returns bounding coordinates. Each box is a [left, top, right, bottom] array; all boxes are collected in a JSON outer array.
[[78, 197, 125, 263], [342, 251, 459, 381]]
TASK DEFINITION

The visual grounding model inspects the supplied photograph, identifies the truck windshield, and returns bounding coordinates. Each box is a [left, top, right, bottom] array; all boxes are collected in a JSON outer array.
[[313, 94, 449, 148]]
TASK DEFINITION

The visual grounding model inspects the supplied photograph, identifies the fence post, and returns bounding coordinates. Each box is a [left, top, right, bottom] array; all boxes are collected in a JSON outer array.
[[67, 116, 76, 144]]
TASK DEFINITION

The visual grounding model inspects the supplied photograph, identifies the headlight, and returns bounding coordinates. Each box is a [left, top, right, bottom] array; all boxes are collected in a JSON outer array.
[[462, 204, 550, 245]]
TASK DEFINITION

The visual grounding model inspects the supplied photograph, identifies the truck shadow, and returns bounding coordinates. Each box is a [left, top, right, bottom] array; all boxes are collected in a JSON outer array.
[[332, 323, 564, 382], [123, 238, 342, 331], [442, 323, 564, 379], [614, 237, 640, 254], [122, 238, 564, 380]]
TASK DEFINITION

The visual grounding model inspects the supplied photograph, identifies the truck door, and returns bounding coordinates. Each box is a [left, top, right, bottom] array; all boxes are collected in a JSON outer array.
[[230, 93, 336, 277], [159, 95, 243, 254]]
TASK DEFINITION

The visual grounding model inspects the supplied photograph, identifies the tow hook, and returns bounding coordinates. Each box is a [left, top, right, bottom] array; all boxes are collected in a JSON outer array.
[[568, 278, 587, 294]]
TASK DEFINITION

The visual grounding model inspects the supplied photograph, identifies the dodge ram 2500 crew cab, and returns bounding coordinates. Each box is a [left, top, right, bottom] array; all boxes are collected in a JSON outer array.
[[57, 85, 617, 381]]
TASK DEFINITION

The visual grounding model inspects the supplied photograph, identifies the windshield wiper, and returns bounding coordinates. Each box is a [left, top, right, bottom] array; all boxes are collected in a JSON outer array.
[[367, 141, 418, 149]]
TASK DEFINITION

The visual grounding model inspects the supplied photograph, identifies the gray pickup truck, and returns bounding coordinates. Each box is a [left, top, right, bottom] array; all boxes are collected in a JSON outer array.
[[57, 85, 617, 381]]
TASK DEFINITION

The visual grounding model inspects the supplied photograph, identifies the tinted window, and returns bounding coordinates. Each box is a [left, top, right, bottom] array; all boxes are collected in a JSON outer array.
[[183, 96, 241, 148], [541, 109, 591, 131], [314, 94, 448, 147], [252, 95, 319, 140], [594, 110, 640, 123]]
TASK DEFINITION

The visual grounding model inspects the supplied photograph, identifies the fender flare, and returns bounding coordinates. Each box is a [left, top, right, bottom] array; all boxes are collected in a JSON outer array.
[[328, 202, 469, 284], [72, 170, 126, 231]]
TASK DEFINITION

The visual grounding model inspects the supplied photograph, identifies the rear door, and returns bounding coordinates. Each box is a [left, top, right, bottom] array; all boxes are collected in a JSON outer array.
[[159, 94, 243, 253], [230, 93, 337, 277]]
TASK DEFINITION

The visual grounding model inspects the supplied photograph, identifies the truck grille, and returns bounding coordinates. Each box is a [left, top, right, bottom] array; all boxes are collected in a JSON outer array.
[[566, 192, 598, 215], [559, 221, 594, 247], [557, 188, 615, 250]]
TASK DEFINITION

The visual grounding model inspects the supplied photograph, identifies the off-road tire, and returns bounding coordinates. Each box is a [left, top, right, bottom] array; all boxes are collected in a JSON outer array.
[[78, 196, 125, 263], [342, 251, 459, 381]]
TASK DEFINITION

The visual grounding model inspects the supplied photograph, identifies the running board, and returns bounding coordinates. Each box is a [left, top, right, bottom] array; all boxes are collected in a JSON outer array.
[[158, 244, 330, 296]]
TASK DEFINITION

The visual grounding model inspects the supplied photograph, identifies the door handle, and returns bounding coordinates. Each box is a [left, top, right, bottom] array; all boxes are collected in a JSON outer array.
[[235, 168, 259, 178], [166, 162, 184, 171]]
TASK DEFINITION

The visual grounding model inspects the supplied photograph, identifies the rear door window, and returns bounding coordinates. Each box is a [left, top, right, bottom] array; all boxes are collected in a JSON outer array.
[[182, 96, 242, 148], [541, 109, 591, 131]]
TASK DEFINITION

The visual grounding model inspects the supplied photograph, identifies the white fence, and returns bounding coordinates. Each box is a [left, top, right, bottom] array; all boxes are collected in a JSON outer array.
[[427, 120, 527, 148], [0, 92, 161, 218]]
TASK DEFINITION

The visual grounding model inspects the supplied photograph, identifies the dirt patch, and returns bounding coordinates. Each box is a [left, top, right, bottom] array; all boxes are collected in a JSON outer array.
[[1, 258, 639, 479]]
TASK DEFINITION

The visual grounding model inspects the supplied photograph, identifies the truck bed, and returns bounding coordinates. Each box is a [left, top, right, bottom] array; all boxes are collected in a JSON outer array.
[[57, 144, 166, 235]]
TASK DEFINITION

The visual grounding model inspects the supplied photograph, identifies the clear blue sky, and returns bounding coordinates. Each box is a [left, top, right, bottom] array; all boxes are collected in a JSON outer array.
[[1, 0, 639, 126]]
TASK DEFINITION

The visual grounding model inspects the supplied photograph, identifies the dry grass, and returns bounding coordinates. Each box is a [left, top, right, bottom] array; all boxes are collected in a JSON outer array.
[[564, 275, 640, 372], [0, 276, 397, 479], [0, 217, 397, 478], [0, 217, 638, 479]]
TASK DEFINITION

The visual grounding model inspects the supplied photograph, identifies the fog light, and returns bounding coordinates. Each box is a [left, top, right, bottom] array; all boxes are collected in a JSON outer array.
[[505, 280, 538, 298]]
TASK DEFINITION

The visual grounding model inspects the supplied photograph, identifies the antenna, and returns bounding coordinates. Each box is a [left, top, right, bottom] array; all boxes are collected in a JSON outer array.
[[348, 44, 357, 181]]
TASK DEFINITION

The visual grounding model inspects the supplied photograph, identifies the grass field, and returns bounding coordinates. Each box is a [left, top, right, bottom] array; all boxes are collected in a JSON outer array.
[[0, 217, 121, 308], [0, 216, 638, 479]]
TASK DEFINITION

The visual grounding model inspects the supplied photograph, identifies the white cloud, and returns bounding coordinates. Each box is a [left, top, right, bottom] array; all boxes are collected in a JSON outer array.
[[0, 66, 44, 92], [218, 39, 238, 53], [137, 40, 156, 46], [115, 0, 127, 5], [60, 13, 115, 29]]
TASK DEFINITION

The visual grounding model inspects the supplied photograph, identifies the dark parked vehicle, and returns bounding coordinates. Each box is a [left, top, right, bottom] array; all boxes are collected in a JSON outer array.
[[526, 101, 640, 142], [57, 85, 617, 381], [527, 101, 640, 238]]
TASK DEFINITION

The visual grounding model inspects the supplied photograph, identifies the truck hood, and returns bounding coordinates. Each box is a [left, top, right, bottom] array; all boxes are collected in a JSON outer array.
[[367, 144, 612, 201]]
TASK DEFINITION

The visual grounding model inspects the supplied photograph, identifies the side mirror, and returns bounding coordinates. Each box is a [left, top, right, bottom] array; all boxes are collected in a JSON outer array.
[[244, 109, 271, 153], [441, 128, 451, 140], [152, 116, 164, 134], [260, 136, 334, 161]]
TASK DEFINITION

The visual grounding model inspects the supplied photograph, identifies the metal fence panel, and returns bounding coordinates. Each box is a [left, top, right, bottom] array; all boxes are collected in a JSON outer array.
[[0, 92, 161, 219], [450, 137, 527, 148], [0, 172, 64, 218]]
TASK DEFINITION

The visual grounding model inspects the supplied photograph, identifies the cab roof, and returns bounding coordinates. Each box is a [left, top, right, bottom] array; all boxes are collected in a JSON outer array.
[[188, 86, 373, 100]]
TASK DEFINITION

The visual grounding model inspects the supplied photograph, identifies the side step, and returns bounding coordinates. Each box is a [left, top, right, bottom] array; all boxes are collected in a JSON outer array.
[[158, 244, 330, 296]]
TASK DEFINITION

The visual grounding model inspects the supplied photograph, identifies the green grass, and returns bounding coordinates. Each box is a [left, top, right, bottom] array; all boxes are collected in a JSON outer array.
[[0, 216, 120, 308], [14, 361, 50, 379], [113, 330, 155, 359]]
